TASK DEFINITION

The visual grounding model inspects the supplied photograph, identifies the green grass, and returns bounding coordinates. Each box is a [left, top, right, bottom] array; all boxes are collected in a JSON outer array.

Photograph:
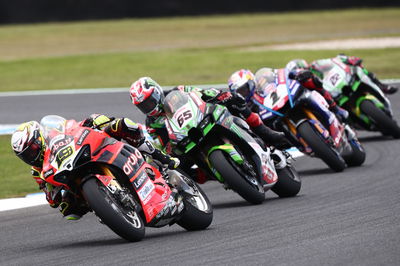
[[0, 8, 399, 92], [0, 135, 38, 198], [1, 8, 399, 61], [1, 47, 400, 92]]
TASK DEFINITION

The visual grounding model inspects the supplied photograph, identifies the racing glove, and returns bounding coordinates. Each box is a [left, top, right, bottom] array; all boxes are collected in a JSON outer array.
[[290, 70, 314, 83], [227, 93, 252, 118], [168, 157, 181, 170], [216, 91, 233, 103], [346, 56, 363, 66], [82, 114, 113, 129]]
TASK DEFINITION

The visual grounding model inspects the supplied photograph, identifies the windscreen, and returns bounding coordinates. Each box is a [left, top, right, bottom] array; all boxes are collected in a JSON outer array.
[[164, 90, 190, 117], [40, 115, 67, 146]]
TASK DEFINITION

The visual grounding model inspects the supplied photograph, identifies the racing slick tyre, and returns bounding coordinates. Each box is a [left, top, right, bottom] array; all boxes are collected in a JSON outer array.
[[344, 139, 366, 167], [209, 150, 265, 204], [272, 166, 301, 197], [82, 177, 145, 242], [177, 177, 213, 231], [360, 100, 400, 139], [297, 122, 346, 172]]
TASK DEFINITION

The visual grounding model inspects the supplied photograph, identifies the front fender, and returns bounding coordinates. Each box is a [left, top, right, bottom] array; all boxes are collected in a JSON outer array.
[[355, 94, 385, 120]]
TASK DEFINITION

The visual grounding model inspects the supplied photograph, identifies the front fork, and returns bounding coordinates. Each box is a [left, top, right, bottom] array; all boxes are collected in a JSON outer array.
[[93, 165, 140, 212]]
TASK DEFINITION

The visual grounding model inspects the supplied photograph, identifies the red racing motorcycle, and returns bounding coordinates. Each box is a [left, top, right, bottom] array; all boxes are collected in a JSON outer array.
[[39, 115, 213, 242]]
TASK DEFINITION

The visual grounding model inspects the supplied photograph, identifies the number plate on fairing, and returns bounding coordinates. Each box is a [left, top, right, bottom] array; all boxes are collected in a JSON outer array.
[[172, 104, 193, 129]]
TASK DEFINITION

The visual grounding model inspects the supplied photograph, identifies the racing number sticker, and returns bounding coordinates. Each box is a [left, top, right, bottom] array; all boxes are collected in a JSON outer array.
[[173, 106, 193, 128], [177, 110, 192, 127], [56, 146, 73, 167], [329, 73, 340, 87]]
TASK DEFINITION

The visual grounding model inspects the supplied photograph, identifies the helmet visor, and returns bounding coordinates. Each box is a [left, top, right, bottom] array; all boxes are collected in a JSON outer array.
[[136, 91, 161, 115], [17, 133, 43, 166], [236, 80, 255, 98]]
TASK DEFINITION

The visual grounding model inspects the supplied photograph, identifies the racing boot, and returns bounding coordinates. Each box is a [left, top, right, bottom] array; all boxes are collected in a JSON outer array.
[[252, 124, 292, 150], [368, 72, 398, 94]]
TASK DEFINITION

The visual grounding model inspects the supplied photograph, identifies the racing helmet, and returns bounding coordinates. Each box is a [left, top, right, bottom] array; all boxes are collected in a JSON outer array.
[[254, 68, 276, 91], [130, 77, 165, 117], [11, 121, 45, 167], [228, 69, 256, 101], [286, 59, 309, 72]]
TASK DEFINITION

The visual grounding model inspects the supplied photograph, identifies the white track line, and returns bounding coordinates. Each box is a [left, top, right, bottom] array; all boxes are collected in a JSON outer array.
[[0, 84, 227, 97]]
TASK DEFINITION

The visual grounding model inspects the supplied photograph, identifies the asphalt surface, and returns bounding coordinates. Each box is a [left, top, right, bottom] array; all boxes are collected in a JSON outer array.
[[1, 84, 400, 265]]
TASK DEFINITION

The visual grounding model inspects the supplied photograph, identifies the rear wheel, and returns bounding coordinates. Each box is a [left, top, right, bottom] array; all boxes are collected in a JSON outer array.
[[360, 100, 400, 139], [82, 177, 145, 242], [209, 150, 265, 204], [297, 122, 346, 172], [272, 166, 301, 197]]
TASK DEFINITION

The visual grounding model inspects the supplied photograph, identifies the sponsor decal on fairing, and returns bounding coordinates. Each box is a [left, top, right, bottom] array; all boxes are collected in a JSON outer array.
[[77, 129, 90, 145], [137, 179, 155, 204]]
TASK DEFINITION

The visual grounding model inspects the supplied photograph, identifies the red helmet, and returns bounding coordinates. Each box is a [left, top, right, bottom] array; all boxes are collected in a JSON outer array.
[[11, 121, 45, 167], [130, 77, 165, 117]]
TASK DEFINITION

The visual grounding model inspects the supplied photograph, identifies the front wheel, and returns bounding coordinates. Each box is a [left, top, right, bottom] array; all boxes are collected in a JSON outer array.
[[344, 139, 366, 167], [360, 100, 400, 139], [297, 122, 346, 172], [176, 175, 213, 231], [209, 150, 265, 204], [272, 166, 301, 197], [82, 177, 145, 242]]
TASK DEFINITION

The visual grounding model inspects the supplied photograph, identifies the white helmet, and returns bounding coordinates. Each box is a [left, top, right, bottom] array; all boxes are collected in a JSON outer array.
[[228, 69, 256, 101], [11, 121, 45, 167]]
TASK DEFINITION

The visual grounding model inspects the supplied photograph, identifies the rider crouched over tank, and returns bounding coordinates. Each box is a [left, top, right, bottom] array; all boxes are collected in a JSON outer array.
[[129, 77, 293, 185], [11, 114, 180, 220]]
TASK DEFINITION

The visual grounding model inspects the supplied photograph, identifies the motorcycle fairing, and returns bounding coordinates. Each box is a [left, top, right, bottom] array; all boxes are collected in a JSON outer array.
[[165, 90, 277, 188], [41, 121, 174, 225], [209, 113, 278, 186], [321, 60, 393, 119], [252, 69, 300, 120]]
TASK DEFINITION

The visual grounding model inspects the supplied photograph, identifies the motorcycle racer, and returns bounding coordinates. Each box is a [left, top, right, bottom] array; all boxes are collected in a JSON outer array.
[[129, 77, 292, 184], [11, 115, 180, 220], [287, 55, 397, 96], [228, 68, 349, 123]]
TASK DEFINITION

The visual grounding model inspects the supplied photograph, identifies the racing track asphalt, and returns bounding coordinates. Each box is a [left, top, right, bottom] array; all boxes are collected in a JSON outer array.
[[1, 84, 400, 265]]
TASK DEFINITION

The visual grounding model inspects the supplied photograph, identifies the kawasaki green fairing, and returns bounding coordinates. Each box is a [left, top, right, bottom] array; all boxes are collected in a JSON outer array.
[[164, 90, 278, 197], [316, 58, 393, 129]]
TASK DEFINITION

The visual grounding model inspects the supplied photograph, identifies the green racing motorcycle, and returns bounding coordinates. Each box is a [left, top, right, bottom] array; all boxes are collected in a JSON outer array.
[[315, 58, 400, 138], [162, 90, 301, 204]]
